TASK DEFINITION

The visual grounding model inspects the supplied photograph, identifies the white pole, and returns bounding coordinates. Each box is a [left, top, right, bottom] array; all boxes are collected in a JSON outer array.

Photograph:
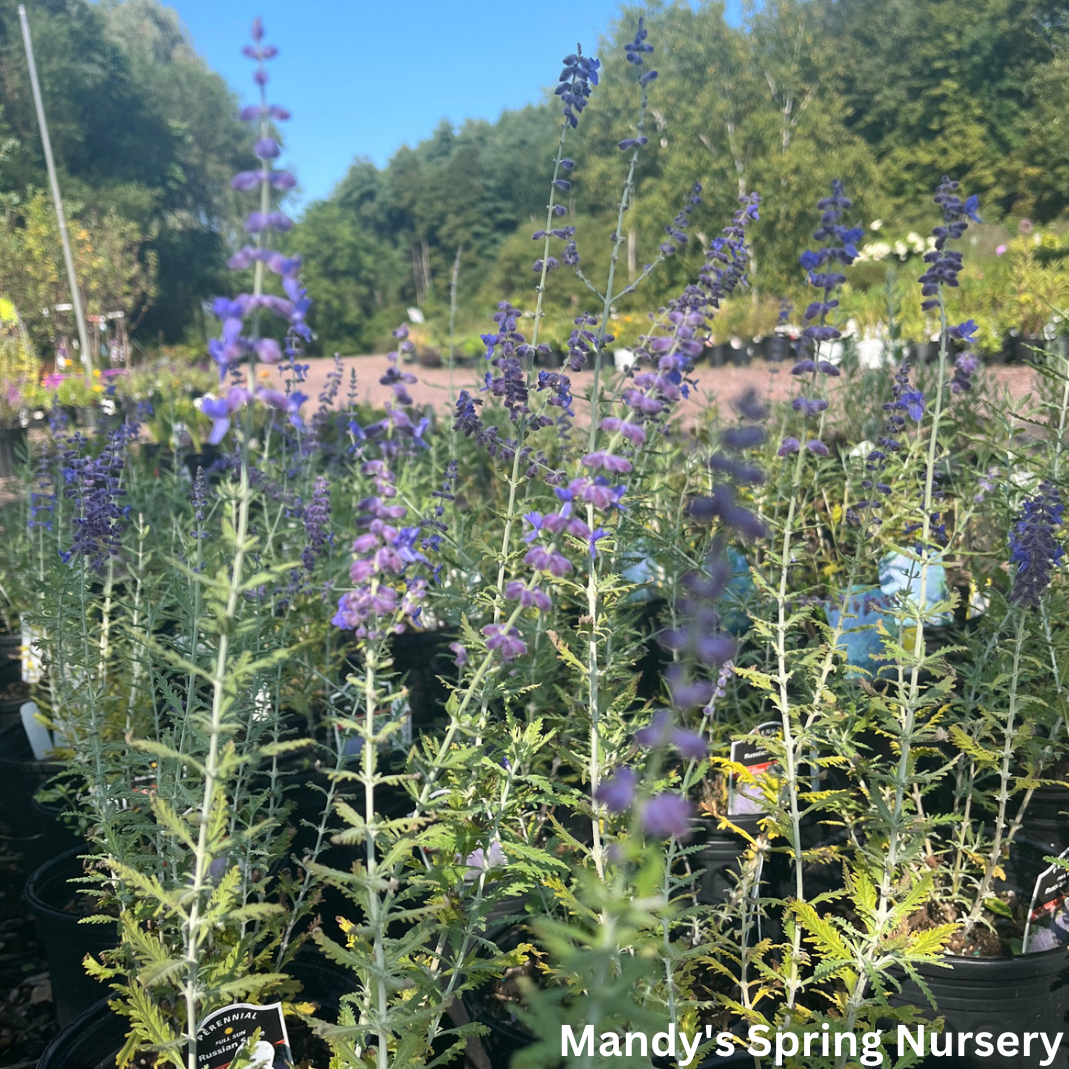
[[18, 3, 92, 384]]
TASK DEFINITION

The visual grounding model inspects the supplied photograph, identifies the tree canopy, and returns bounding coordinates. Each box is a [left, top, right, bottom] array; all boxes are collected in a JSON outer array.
[[0, 0, 250, 344], [293, 0, 1069, 353], [3, 0, 1069, 356]]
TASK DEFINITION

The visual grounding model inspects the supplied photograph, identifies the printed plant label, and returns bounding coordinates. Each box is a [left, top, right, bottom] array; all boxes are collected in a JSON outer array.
[[1023, 846, 1069, 954], [196, 1002, 291, 1069], [728, 720, 781, 816], [21, 622, 43, 684]]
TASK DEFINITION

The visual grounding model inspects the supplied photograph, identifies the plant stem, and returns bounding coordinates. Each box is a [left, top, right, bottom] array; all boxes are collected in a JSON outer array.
[[965, 612, 1026, 930], [182, 459, 251, 1069]]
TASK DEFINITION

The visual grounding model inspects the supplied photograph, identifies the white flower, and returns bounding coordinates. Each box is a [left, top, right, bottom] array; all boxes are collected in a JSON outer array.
[[861, 241, 891, 262], [870, 219, 883, 231]]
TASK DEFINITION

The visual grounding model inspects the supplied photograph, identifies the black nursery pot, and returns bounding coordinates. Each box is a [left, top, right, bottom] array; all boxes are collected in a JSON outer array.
[[0, 687, 30, 726], [0, 718, 61, 839], [17, 796, 82, 875], [892, 947, 1069, 1069], [707, 343, 729, 367], [341, 627, 459, 736], [892, 838, 1069, 1069], [729, 341, 749, 366], [693, 813, 766, 906], [36, 951, 349, 1069], [25, 847, 119, 1029], [1015, 334, 1046, 364], [0, 628, 21, 658], [1021, 784, 1069, 850], [0, 650, 20, 687], [183, 447, 225, 482]]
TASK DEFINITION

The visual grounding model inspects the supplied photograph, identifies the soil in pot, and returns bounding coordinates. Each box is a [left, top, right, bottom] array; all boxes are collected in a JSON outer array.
[[25, 847, 119, 1029], [891, 838, 1069, 1069]]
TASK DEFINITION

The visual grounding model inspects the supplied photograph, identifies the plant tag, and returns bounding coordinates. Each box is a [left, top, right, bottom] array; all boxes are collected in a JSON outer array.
[[728, 721, 780, 816], [196, 1001, 291, 1069], [21, 622, 43, 683], [20, 701, 51, 760], [1022, 846, 1069, 954]]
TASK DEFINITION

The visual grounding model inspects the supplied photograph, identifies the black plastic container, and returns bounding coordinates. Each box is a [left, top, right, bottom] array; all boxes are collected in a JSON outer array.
[[182, 447, 226, 483], [893, 947, 1069, 1069], [0, 687, 31, 726], [341, 627, 458, 737], [693, 813, 765, 906], [0, 718, 60, 839], [0, 627, 21, 659], [18, 796, 82, 874], [891, 838, 1069, 1069], [35, 953, 348, 1069], [26, 847, 119, 1028], [0, 653, 20, 686], [1021, 784, 1069, 850]]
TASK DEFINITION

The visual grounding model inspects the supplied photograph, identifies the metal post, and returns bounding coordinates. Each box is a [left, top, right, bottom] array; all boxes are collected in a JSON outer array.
[[18, 3, 92, 383]]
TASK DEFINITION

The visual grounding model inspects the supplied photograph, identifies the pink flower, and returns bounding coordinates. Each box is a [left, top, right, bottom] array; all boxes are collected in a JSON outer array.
[[996, 244, 1007, 257]]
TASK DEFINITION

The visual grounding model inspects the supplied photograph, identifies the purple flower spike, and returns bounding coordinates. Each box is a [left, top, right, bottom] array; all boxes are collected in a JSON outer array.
[[201, 386, 250, 445], [1009, 481, 1064, 609], [482, 623, 528, 661], [673, 729, 708, 761], [254, 337, 282, 364], [634, 709, 671, 747], [805, 439, 830, 456], [504, 580, 552, 612], [524, 545, 573, 577], [449, 642, 467, 668], [594, 768, 637, 812], [641, 794, 692, 838], [582, 450, 633, 474], [255, 137, 281, 159], [230, 171, 262, 191], [721, 426, 764, 450]]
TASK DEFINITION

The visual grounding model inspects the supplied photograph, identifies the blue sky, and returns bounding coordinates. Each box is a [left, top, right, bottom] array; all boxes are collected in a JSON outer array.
[[165, 0, 741, 214]]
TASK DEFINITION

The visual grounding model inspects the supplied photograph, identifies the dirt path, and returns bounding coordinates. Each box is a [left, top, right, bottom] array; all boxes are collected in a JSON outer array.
[[260, 354, 1042, 423]]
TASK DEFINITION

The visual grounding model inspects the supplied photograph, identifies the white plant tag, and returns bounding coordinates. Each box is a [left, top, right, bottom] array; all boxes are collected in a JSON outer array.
[[728, 721, 780, 816], [1022, 846, 1069, 954], [20, 701, 51, 760], [196, 1001, 291, 1069], [21, 623, 43, 683]]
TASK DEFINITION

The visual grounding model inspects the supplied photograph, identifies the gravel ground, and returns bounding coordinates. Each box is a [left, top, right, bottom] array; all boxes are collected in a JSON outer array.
[[0, 356, 1045, 510], [262, 354, 1043, 424]]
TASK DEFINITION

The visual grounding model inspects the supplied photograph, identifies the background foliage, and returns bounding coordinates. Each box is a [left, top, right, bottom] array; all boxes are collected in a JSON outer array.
[[4, 0, 1069, 353]]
